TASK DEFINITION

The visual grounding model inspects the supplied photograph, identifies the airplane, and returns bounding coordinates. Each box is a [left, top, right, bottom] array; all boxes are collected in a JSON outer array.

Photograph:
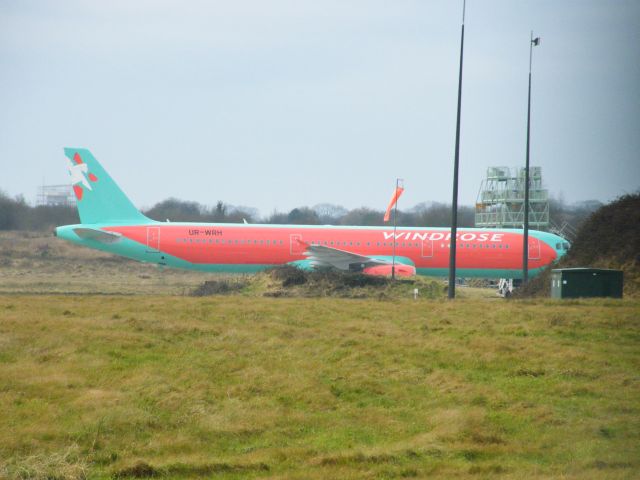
[[55, 148, 570, 278]]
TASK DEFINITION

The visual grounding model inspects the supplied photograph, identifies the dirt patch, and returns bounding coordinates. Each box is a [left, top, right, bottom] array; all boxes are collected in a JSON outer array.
[[113, 461, 269, 478]]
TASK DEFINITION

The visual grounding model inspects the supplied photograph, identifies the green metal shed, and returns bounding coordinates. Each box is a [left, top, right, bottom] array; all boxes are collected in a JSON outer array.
[[551, 268, 623, 299]]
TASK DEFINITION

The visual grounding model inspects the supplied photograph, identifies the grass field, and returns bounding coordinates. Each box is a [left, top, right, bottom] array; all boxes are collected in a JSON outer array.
[[1, 232, 639, 479], [1, 295, 639, 479]]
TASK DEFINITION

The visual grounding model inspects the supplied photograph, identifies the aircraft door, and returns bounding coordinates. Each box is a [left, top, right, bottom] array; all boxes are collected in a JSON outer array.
[[528, 237, 540, 260], [421, 239, 433, 258], [290, 234, 305, 255], [146, 227, 160, 253]]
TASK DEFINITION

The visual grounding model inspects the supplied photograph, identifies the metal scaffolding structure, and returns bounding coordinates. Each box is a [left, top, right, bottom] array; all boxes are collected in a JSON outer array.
[[475, 166, 549, 229], [36, 184, 75, 207]]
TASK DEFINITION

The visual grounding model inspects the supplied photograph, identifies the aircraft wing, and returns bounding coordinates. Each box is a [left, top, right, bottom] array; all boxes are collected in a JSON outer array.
[[73, 227, 122, 244], [303, 244, 389, 271]]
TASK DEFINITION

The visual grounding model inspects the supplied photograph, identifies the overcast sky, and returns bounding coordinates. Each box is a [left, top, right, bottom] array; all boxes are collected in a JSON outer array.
[[1, 0, 638, 215]]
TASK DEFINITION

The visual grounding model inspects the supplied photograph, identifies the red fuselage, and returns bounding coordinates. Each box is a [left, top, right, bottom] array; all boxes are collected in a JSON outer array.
[[99, 224, 562, 278]]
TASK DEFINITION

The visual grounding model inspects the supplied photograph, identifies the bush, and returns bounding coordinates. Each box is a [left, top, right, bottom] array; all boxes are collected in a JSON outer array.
[[191, 279, 248, 296], [268, 265, 307, 286], [267, 265, 391, 290]]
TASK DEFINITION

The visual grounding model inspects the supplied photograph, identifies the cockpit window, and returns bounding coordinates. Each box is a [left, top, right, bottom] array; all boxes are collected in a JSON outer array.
[[563, 242, 570, 250]]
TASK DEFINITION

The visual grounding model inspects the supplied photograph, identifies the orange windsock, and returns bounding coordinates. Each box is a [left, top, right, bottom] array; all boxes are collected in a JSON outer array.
[[383, 186, 404, 222]]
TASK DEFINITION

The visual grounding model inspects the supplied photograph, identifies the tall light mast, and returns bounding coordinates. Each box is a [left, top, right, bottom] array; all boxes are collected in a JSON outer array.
[[448, 0, 466, 299]]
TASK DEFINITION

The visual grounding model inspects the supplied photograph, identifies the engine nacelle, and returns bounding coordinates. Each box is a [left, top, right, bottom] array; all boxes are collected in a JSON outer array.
[[363, 264, 416, 277]]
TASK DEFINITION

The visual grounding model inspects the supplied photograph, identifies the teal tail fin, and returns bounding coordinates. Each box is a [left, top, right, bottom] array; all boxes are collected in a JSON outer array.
[[64, 148, 150, 224]]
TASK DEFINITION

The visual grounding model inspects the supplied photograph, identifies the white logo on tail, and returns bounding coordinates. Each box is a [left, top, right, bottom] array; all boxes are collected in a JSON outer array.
[[67, 159, 93, 191]]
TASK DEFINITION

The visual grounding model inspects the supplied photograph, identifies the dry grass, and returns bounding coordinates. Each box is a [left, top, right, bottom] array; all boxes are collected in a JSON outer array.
[[1, 294, 638, 479], [0, 231, 238, 295], [0, 444, 88, 480]]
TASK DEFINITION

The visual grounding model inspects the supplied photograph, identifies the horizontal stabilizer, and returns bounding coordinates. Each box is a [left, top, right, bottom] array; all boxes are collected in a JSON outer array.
[[73, 228, 122, 244]]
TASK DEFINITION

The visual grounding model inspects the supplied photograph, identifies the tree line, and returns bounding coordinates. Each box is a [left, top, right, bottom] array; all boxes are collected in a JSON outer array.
[[0, 190, 600, 234]]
